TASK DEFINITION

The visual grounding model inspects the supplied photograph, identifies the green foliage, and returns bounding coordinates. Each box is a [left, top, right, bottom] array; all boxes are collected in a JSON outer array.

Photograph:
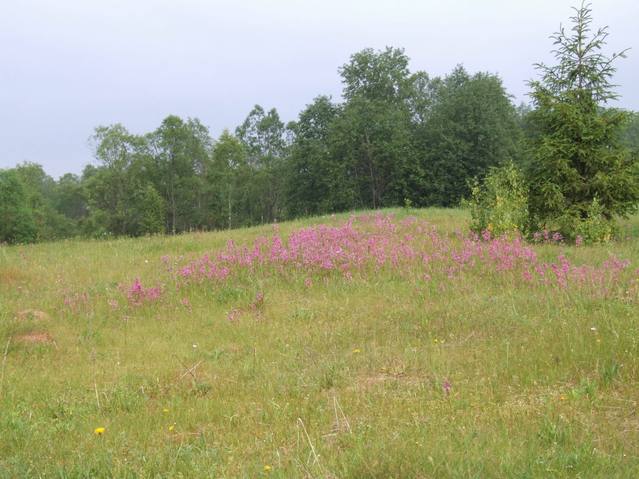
[[2, 47, 531, 243], [13, 162, 80, 240], [209, 130, 251, 229], [236, 105, 288, 223], [340, 47, 415, 103], [149, 116, 213, 233], [136, 185, 166, 235], [85, 117, 214, 237], [0, 169, 37, 244], [329, 47, 419, 209], [55, 173, 87, 220], [467, 162, 529, 237], [286, 96, 341, 216], [5, 33, 637, 245], [620, 111, 639, 152], [527, 3, 639, 239], [574, 197, 615, 244], [331, 93, 413, 209], [86, 125, 148, 236], [419, 66, 522, 206]]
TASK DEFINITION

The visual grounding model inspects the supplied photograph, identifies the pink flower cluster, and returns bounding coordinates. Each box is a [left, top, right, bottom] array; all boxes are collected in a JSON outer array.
[[171, 214, 635, 297], [125, 278, 162, 306], [122, 213, 637, 306], [532, 230, 564, 244]]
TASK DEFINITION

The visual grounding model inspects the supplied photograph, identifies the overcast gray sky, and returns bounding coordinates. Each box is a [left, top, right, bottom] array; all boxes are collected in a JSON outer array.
[[1, 0, 637, 178]]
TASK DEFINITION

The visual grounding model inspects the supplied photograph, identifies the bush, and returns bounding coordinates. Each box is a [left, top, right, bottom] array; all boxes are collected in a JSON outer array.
[[0, 170, 37, 244], [467, 162, 528, 238], [532, 197, 615, 244], [574, 197, 615, 244], [136, 185, 166, 235]]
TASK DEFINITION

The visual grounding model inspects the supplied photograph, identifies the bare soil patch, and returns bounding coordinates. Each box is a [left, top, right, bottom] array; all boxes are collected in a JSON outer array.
[[14, 331, 55, 345], [16, 309, 51, 321]]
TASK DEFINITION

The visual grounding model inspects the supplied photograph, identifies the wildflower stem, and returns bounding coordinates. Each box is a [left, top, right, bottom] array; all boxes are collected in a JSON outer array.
[[0, 339, 10, 399], [94, 381, 101, 410]]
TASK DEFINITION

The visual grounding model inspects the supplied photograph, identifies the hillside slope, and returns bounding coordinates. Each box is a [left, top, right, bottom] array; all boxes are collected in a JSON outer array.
[[1, 208, 638, 478]]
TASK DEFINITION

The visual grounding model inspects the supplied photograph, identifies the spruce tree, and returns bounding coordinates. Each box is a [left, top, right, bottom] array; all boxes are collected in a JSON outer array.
[[527, 2, 639, 239]]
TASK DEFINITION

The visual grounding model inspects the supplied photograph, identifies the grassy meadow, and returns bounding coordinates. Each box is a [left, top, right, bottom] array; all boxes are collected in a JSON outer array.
[[1, 207, 639, 478]]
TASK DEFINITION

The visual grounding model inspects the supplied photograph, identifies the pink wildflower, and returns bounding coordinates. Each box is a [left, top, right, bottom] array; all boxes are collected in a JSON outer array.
[[442, 379, 452, 396], [227, 308, 241, 322]]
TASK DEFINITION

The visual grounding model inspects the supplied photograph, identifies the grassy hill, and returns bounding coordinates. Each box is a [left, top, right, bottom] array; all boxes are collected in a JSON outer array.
[[1, 208, 639, 478]]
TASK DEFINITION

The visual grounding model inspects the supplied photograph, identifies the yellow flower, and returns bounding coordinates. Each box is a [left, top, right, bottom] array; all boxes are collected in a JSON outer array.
[[168, 424, 175, 432], [264, 465, 272, 472], [94, 427, 105, 435], [352, 348, 361, 354], [559, 395, 567, 401], [163, 408, 169, 414]]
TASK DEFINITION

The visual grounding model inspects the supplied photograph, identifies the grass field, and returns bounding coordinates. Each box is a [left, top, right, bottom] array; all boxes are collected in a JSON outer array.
[[1, 208, 639, 478]]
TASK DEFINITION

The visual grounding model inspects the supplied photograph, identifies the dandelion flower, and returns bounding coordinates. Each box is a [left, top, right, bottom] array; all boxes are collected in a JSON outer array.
[[94, 427, 105, 436], [263, 465, 272, 472], [168, 424, 175, 432], [352, 348, 361, 354], [163, 408, 169, 414]]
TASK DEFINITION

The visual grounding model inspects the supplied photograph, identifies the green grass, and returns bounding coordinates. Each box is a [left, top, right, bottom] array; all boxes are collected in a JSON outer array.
[[1, 208, 638, 478]]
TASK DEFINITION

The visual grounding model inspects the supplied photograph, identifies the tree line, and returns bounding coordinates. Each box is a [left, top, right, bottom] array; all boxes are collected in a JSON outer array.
[[2, 16, 639, 244]]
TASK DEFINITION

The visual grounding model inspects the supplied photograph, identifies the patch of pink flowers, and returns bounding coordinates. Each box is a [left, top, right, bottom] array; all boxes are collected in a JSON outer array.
[[120, 214, 637, 308], [531, 229, 565, 245], [172, 213, 636, 299], [125, 278, 163, 306]]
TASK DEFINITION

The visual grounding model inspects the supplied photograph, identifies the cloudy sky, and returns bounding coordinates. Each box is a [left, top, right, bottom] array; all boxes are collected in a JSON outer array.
[[1, 0, 637, 178]]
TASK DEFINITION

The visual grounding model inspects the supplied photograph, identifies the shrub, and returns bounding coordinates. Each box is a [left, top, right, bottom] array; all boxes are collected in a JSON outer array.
[[0, 170, 37, 244], [136, 185, 166, 236], [574, 197, 615, 244], [466, 162, 528, 238]]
